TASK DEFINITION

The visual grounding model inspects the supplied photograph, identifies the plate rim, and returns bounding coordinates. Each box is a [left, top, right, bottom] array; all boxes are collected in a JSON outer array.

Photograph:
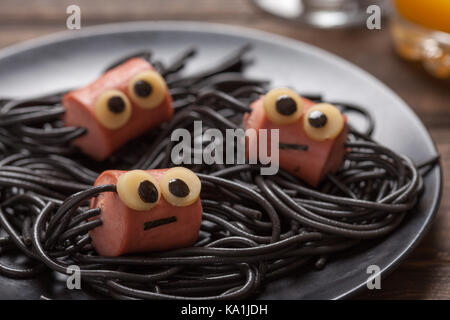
[[0, 21, 443, 300]]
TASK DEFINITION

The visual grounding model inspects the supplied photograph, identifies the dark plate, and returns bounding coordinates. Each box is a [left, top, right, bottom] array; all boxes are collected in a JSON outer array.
[[0, 22, 442, 300]]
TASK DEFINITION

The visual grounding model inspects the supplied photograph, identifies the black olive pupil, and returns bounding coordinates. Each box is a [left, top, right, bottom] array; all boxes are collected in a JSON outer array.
[[138, 180, 158, 203], [275, 95, 297, 116], [107, 96, 126, 114], [168, 178, 190, 198], [134, 80, 153, 98], [308, 110, 328, 128]]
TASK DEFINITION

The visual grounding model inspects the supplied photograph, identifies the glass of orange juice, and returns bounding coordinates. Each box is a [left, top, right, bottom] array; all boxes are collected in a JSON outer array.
[[390, 0, 450, 78]]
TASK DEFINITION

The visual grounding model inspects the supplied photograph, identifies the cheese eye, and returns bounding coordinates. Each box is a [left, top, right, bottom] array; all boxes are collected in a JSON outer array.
[[94, 90, 132, 130], [160, 167, 201, 207], [128, 70, 167, 109], [117, 170, 161, 211], [263, 88, 304, 125], [304, 103, 344, 141]]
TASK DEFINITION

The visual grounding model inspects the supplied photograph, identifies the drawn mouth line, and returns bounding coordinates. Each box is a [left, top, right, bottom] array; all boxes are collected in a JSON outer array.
[[143, 216, 177, 231], [279, 143, 309, 151]]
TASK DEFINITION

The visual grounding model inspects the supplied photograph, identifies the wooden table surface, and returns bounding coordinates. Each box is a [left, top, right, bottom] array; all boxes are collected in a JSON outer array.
[[0, 0, 448, 299]]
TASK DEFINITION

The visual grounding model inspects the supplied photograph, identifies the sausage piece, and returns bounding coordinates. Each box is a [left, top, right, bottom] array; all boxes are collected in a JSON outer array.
[[89, 168, 202, 256], [63, 58, 173, 161], [243, 92, 348, 187]]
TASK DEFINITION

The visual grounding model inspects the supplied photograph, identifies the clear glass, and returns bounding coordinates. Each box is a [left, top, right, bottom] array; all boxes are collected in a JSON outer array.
[[390, 0, 450, 78], [254, 0, 389, 28]]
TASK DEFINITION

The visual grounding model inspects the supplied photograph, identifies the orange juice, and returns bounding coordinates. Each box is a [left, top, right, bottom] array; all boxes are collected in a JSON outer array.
[[394, 0, 450, 33], [391, 0, 450, 78]]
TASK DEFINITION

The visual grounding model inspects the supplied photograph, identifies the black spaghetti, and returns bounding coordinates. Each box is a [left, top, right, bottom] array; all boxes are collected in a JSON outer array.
[[0, 46, 439, 299]]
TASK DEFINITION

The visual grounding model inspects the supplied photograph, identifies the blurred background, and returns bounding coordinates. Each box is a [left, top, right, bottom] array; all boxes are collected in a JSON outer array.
[[0, 0, 448, 299]]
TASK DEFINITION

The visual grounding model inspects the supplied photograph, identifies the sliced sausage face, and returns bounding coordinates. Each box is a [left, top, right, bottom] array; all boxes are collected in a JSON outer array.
[[243, 88, 348, 187], [89, 168, 202, 257], [63, 58, 173, 161]]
